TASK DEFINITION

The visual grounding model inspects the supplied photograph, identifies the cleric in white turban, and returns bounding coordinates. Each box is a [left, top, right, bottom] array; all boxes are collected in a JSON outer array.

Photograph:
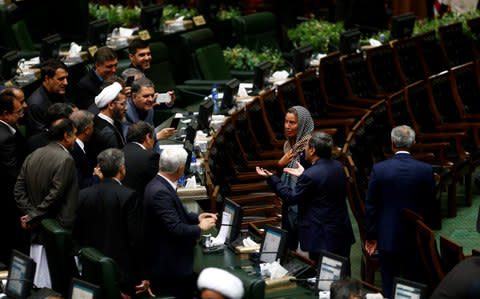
[[95, 81, 123, 109], [197, 267, 244, 299]]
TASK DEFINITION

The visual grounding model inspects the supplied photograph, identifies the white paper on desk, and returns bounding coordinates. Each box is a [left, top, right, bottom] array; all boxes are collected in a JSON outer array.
[[119, 27, 135, 37], [158, 144, 184, 150], [68, 42, 82, 57], [185, 176, 196, 188], [237, 86, 249, 97], [210, 211, 232, 246]]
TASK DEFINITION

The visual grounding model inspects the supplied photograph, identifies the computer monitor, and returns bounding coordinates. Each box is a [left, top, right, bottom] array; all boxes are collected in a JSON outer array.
[[392, 277, 427, 299], [183, 140, 194, 175], [339, 29, 361, 56], [316, 250, 349, 292], [197, 98, 214, 131], [252, 61, 273, 93], [5, 250, 36, 299], [68, 278, 100, 299], [390, 12, 416, 40], [185, 119, 199, 145], [86, 19, 109, 47], [222, 197, 243, 244], [221, 78, 240, 110], [1, 51, 19, 80], [40, 34, 62, 62], [293, 44, 314, 73], [140, 4, 163, 33], [259, 225, 287, 263]]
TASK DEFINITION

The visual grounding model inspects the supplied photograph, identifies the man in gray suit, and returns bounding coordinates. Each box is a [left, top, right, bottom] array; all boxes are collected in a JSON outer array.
[[14, 118, 78, 288]]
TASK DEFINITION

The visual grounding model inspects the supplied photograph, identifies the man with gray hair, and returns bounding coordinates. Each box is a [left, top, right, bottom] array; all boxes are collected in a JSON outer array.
[[144, 148, 217, 298], [365, 125, 435, 298], [74, 148, 153, 298]]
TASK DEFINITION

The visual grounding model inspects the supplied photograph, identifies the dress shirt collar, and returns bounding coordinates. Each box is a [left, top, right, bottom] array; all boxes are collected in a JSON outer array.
[[157, 172, 177, 190], [112, 177, 122, 185], [395, 151, 410, 155], [93, 68, 105, 83], [0, 120, 16, 135], [98, 112, 114, 126], [56, 142, 69, 153], [133, 142, 146, 150], [75, 138, 85, 153]]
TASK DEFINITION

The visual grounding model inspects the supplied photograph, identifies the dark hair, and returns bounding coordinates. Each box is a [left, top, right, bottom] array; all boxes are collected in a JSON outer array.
[[330, 278, 361, 299], [70, 110, 94, 134], [41, 59, 67, 82], [100, 75, 126, 90], [97, 148, 124, 178], [308, 132, 333, 159], [128, 38, 149, 54], [46, 103, 75, 126], [126, 120, 154, 143], [48, 118, 75, 141], [93, 46, 117, 65], [131, 77, 154, 94], [0, 91, 16, 114]]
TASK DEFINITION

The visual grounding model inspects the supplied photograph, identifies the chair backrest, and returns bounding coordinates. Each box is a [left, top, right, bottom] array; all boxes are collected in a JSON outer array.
[[233, 12, 280, 52], [438, 22, 475, 68], [366, 44, 403, 94], [472, 248, 480, 256], [144, 41, 176, 93], [416, 30, 448, 76], [0, 7, 17, 51], [41, 218, 78, 296], [247, 98, 280, 150], [277, 78, 302, 113], [402, 208, 424, 252], [439, 235, 464, 274], [319, 51, 347, 106], [341, 52, 377, 98], [427, 72, 462, 123], [231, 108, 260, 161], [78, 247, 121, 299], [450, 62, 480, 115], [415, 220, 444, 289], [259, 89, 285, 141], [391, 35, 425, 85], [405, 81, 440, 134], [11, 19, 36, 51], [387, 89, 414, 128], [296, 69, 327, 119]]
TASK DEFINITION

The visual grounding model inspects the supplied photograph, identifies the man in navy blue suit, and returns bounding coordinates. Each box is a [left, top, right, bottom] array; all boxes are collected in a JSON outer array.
[[365, 125, 435, 298], [143, 148, 217, 298], [256, 132, 355, 271]]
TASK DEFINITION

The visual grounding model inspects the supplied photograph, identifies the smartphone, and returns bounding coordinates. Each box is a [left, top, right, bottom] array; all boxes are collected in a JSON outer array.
[[125, 76, 134, 87], [156, 92, 172, 103], [170, 117, 180, 129]]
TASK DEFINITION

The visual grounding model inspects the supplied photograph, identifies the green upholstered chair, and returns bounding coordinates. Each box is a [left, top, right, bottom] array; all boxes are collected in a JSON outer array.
[[0, 7, 17, 52], [41, 218, 78, 296], [228, 268, 265, 299], [232, 12, 281, 52], [11, 20, 37, 52]]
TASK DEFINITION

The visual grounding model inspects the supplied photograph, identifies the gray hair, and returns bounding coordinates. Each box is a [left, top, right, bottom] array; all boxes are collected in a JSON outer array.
[[159, 148, 188, 174], [97, 148, 125, 178], [131, 77, 154, 94], [69, 110, 94, 134], [121, 67, 143, 81], [391, 125, 415, 149], [308, 131, 333, 159]]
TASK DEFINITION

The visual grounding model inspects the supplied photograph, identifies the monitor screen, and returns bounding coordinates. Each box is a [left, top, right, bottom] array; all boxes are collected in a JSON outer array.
[[293, 44, 314, 73], [197, 98, 214, 130], [253, 61, 273, 93], [259, 225, 287, 263], [1, 51, 19, 80], [221, 78, 240, 110], [339, 29, 361, 56], [222, 198, 243, 244], [86, 19, 109, 47], [390, 13, 416, 40], [392, 278, 427, 299], [140, 4, 163, 33], [185, 119, 198, 145], [68, 278, 100, 299], [316, 251, 348, 292], [5, 250, 36, 299], [183, 140, 194, 175], [40, 34, 62, 63]]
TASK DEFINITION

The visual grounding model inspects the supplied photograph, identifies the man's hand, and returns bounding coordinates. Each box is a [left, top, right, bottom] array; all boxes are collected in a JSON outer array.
[[256, 166, 273, 178], [278, 150, 294, 169], [156, 128, 176, 140], [198, 217, 216, 231], [123, 86, 132, 98], [93, 165, 103, 180], [135, 280, 155, 297], [166, 90, 175, 106], [365, 240, 378, 256], [283, 161, 304, 177], [199, 212, 218, 222], [20, 215, 38, 230]]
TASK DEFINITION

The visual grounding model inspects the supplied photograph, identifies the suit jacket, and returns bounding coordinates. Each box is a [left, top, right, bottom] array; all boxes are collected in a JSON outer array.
[[365, 153, 435, 251], [74, 178, 144, 293], [0, 122, 27, 191], [76, 69, 103, 110], [14, 142, 78, 243], [87, 114, 125, 165], [26, 131, 50, 154], [70, 141, 100, 189], [267, 158, 355, 253], [122, 142, 159, 197], [26, 85, 66, 136], [144, 174, 200, 278]]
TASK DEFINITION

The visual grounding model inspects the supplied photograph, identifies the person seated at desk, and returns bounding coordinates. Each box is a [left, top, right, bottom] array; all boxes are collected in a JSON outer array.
[[76, 47, 118, 110], [330, 278, 363, 299], [128, 38, 152, 73], [197, 267, 244, 299], [26, 59, 69, 136]]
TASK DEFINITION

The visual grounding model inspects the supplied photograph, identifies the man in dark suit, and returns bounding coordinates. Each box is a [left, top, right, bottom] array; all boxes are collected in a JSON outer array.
[[87, 81, 127, 166], [144, 148, 217, 298], [25, 59, 68, 136], [76, 47, 118, 109], [365, 125, 436, 298], [74, 148, 153, 297], [257, 132, 355, 270], [69, 110, 101, 189], [0, 88, 28, 264]]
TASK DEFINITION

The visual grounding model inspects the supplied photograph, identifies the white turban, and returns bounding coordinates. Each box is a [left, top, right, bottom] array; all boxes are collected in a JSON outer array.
[[95, 82, 122, 109], [197, 267, 244, 299]]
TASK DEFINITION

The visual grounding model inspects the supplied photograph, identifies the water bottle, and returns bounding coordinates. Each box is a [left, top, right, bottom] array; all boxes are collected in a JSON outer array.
[[190, 152, 197, 174], [211, 84, 220, 113]]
